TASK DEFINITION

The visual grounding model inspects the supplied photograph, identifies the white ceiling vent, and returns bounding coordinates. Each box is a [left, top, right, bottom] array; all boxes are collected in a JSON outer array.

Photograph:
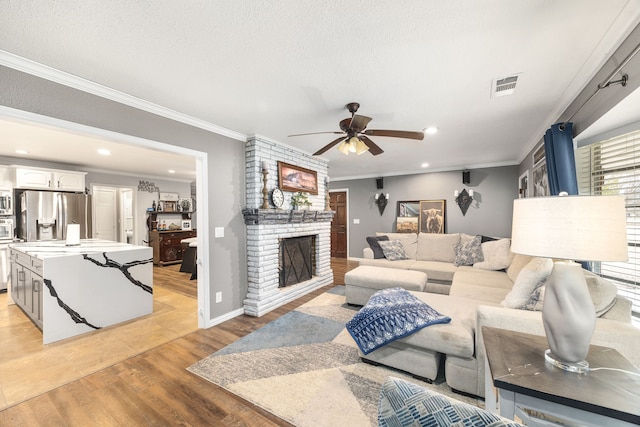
[[491, 75, 519, 98]]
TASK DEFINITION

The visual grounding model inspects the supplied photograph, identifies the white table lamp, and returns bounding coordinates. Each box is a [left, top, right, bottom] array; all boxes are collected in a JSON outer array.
[[511, 194, 628, 372]]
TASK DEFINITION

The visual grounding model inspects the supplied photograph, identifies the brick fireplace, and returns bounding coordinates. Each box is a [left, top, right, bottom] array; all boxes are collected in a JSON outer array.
[[242, 136, 334, 317]]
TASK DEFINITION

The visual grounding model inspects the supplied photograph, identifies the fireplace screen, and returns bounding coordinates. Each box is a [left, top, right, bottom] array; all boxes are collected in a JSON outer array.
[[280, 235, 315, 287]]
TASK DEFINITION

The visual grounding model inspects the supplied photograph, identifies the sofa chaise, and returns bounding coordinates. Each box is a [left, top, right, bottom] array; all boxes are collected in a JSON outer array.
[[346, 232, 640, 398]]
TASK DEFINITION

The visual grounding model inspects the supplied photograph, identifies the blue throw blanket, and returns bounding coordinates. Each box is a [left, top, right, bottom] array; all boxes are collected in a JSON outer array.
[[346, 287, 451, 355]]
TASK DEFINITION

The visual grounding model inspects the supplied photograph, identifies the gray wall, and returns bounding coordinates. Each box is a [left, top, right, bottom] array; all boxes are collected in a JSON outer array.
[[334, 166, 519, 257], [0, 65, 246, 321]]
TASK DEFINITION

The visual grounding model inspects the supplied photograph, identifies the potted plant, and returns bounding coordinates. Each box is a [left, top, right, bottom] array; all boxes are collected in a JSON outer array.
[[291, 192, 312, 210]]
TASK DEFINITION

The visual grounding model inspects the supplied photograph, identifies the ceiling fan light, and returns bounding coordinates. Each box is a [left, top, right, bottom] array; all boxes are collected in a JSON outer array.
[[337, 140, 351, 155], [354, 138, 370, 155], [347, 136, 359, 153]]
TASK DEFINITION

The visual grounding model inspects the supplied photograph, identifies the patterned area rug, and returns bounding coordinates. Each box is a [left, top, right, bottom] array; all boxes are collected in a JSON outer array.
[[188, 286, 482, 426]]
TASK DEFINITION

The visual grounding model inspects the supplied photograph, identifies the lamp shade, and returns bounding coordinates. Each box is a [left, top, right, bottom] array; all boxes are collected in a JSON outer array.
[[511, 195, 628, 262]]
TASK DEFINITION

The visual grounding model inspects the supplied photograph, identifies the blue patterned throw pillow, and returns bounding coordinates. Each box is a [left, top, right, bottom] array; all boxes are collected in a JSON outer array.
[[378, 377, 525, 427], [378, 239, 409, 261], [346, 288, 451, 355], [454, 235, 484, 266]]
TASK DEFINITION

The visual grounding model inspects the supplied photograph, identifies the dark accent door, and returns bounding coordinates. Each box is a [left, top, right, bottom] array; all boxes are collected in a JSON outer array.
[[330, 191, 347, 258]]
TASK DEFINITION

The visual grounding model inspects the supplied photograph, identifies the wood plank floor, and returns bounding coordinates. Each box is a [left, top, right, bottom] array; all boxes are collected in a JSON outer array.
[[0, 258, 359, 426]]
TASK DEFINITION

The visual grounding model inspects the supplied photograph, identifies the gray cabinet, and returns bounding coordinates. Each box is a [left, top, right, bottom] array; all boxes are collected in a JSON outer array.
[[10, 249, 44, 330]]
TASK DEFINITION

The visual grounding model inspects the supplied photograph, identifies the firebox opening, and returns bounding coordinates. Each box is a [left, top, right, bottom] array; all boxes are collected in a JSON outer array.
[[280, 235, 316, 287]]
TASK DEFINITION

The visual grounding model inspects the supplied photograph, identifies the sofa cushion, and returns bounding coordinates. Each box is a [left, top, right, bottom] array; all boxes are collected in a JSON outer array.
[[377, 232, 418, 259], [454, 234, 484, 266], [409, 260, 457, 284], [473, 238, 512, 271], [501, 257, 553, 308], [400, 292, 478, 358], [416, 233, 460, 262], [366, 235, 389, 259], [506, 253, 534, 282], [450, 267, 514, 304], [379, 240, 409, 261], [359, 258, 416, 270]]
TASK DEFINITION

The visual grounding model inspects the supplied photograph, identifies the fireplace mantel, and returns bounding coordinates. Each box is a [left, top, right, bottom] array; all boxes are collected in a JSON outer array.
[[242, 209, 334, 225]]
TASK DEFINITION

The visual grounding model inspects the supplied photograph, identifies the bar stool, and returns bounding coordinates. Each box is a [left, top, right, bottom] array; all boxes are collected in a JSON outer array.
[[180, 237, 197, 279]]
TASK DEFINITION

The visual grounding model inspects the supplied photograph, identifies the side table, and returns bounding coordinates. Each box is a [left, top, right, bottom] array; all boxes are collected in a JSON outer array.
[[483, 326, 640, 427]]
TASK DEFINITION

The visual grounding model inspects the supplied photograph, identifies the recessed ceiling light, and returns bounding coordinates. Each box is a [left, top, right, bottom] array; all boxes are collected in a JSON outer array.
[[15, 149, 28, 155], [421, 163, 429, 168], [424, 127, 438, 135], [168, 169, 176, 174], [97, 148, 111, 156]]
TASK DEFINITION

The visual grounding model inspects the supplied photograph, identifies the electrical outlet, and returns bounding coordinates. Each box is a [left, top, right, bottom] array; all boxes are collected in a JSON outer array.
[[215, 291, 222, 303]]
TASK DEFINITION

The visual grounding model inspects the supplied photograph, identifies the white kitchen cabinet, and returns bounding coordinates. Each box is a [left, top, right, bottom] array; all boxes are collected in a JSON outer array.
[[10, 248, 43, 330], [53, 171, 85, 191], [14, 167, 86, 192], [0, 166, 12, 190]]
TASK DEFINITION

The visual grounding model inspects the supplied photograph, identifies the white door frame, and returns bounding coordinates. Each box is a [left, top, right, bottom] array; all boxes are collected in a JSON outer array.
[[0, 105, 211, 328]]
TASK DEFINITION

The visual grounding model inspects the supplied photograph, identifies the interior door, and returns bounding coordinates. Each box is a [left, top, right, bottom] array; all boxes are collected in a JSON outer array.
[[330, 191, 347, 258], [93, 186, 117, 241]]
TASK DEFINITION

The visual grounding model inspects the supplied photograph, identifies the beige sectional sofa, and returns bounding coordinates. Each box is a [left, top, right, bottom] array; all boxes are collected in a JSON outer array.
[[349, 232, 640, 398]]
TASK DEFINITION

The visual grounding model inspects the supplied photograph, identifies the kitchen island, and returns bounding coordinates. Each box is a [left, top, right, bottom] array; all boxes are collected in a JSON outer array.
[[9, 240, 153, 344]]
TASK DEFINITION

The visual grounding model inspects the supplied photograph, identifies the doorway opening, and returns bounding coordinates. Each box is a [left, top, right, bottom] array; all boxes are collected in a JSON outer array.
[[91, 184, 135, 244]]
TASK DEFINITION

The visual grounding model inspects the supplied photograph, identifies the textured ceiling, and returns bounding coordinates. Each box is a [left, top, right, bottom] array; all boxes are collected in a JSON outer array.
[[1, 1, 640, 180]]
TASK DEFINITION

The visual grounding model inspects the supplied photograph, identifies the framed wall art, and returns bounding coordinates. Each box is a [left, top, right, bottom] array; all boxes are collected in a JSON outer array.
[[532, 162, 549, 197], [532, 143, 546, 167], [395, 201, 420, 233], [519, 170, 529, 198], [277, 161, 318, 195], [181, 220, 192, 231], [419, 200, 446, 234]]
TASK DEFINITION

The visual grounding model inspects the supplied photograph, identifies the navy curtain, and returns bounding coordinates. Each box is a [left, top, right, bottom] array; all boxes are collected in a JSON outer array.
[[544, 122, 589, 269], [543, 122, 578, 195]]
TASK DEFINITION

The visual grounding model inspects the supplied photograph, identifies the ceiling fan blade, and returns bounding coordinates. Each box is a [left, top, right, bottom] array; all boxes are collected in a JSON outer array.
[[349, 115, 373, 132], [363, 129, 425, 140], [359, 135, 384, 155], [313, 136, 347, 156], [289, 131, 344, 137]]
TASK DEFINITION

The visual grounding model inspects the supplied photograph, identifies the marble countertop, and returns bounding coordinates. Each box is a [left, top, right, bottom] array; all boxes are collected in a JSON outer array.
[[9, 239, 150, 258]]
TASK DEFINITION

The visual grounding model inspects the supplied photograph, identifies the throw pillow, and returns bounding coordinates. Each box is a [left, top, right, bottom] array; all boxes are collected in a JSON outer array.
[[454, 235, 484, 266], [366, 235, 390, 259], [501, 257, 553, 308], [378, 240, 409, 261], [506, 253, 534, 282], [584, 270, 619, 317], [473, 238, 512, 271], [519, 284, 545, 311], [377, 232, 418, 259], [378, 377, 524, 427]]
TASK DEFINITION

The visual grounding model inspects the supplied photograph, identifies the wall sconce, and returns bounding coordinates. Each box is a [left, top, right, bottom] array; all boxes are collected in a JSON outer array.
[[454, 189, 474, 216], [375, 193, 389, 215]]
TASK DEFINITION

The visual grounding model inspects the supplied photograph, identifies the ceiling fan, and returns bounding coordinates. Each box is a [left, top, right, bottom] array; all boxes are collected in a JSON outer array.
[[289, 102, 425, 156]]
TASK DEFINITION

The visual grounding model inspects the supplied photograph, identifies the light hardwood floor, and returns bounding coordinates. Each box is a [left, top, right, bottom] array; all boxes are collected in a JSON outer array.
[[0, 258, 359, 426]]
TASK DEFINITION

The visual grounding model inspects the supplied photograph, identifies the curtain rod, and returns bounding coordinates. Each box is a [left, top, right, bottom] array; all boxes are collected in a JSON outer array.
[[561, 41, 640, 129]]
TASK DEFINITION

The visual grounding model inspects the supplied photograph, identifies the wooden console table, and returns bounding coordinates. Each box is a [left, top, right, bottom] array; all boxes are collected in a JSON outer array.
[[483, 326, 640, 427], [148, 229, 197, 266]]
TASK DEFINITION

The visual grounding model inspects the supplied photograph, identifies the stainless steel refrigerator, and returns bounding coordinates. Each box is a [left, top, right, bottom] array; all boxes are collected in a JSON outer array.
[[17, 190, 92, 241]]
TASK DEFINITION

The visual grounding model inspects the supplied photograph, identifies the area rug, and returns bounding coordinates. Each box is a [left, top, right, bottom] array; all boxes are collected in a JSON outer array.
[[188, 286, 482, 426]]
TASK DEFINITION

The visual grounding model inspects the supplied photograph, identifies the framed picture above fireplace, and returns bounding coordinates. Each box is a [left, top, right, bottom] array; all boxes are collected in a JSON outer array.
[[277, 162, 318, 195]]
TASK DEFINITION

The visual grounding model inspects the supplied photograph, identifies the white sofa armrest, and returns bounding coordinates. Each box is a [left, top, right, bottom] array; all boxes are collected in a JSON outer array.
[[363, 247, 374, 259]]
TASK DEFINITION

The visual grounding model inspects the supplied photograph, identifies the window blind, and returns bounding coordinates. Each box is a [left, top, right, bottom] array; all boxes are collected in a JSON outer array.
[[576, 130, 640, 315]]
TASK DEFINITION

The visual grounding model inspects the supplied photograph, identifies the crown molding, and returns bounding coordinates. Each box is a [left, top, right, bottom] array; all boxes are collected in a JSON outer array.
[[0, 50, 247, 142]]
